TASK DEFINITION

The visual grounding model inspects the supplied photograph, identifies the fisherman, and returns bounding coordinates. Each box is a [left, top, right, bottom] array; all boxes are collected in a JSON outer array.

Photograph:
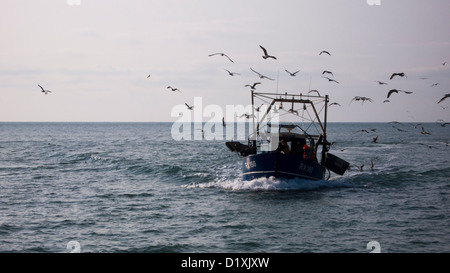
[[303, 143, 312, 159], [278, 139, 290, 154], [303, 141, 318, 162]]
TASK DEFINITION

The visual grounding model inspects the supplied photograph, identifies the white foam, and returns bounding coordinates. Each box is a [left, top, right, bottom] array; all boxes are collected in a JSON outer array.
[[184, 176, 355, 191]]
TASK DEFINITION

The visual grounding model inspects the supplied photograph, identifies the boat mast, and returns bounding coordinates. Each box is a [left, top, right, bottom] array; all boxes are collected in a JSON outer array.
[[251, 90, 256, 146], [321, 95, 329, 166], [324, 95, 328, 139]]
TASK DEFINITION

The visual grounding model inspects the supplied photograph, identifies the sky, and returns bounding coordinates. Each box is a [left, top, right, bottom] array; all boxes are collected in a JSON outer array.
[[0, 0, 449, 122]]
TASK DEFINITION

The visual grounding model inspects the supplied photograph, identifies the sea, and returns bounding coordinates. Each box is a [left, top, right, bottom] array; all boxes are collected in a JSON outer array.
[[0, 122, 449, 253]]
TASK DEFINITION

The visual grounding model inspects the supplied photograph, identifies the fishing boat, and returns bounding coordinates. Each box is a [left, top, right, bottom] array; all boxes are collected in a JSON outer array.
[[226, 91, 349, 181]]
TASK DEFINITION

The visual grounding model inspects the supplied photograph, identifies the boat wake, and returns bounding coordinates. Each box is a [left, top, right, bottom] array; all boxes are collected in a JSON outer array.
[[183, 176, 357, 192]]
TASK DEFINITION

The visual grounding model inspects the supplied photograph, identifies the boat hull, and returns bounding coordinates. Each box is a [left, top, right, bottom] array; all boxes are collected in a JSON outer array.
[[242, 153, 326, 181]]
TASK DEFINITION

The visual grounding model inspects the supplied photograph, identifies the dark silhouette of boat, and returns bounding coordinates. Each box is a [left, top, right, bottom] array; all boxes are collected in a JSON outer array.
[[226, 91, 349, 181]]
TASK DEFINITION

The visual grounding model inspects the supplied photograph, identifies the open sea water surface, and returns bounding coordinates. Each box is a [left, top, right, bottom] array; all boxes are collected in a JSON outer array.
[[0, 122, 449, 253]]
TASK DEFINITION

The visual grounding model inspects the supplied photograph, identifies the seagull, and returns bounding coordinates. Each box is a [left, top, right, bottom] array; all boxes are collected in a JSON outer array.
[[147, 74, 151, 78], [353, 164, 364, 172], [437, 93, 450, 104], [350, 96, 373, 104], [167, 86, 181, 92], [387, 89, 413, 98], [420, 125, 431, 135], [224, 69, 240, 76], [443, 62, 447, 66], [431, 83, 440, 87], [308, 90, 321, 96], [412, 123, 423, 129], [372, 136, 379, 143], [319, 50, 331, 56], [208, 52, 234, 63], [436, 120, 449, 127], [285, 69, 300, 76], [322, 70, 334, 76], [185, 103, 194, 110], [250, 68, 275, 80], [392, 125, 408, 132], [376, 81, 388, 85], [38, 84, 52, 95], [322, 76, 339, 84], [245, 82, 261, 90], [329, 102, 341, 107], [383, 100, 390, 103], [390, 72, 407, 80], [259, 45, 277, 60], [239, 113, 255, 119], [255, 104, 264, 112]]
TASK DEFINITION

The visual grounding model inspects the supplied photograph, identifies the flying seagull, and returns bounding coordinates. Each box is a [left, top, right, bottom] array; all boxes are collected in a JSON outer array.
[[372, 136, 379, 143], [147, 74, 151, 78], [308, 90, 321, 96], [420, 125, 431, 135], [329, 102, 341, 107], [390, 72, 407, 80], [437, 93, 450, 104], [319, 50, 331, 56], [208, 52, 234, 63], [185, 103, 194, 110], [38, 84, 52, 95], [224, 69, 240, 76], [436, 120, 449, 127], [322, 76, 339, 84], [376, 80, 388, 85], [245, 82, 261, 90], [431, 83, 440, 87], [322, 70, 334, 76], [285, 69, 300, 77], [392, 125, 408, 132], [259, 45, 277, 60], [387, 89, 413, 98], [167, 86, 181, 92], [250, 68, 275, 80], [239, 113, 255, 119], [350, 96, 373, 104], [255, 104, 264, 112], [443, 62, 447, 66]]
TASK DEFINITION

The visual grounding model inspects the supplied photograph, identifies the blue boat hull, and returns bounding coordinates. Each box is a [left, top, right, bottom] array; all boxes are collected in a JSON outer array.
[[242, 153, 325, 181]]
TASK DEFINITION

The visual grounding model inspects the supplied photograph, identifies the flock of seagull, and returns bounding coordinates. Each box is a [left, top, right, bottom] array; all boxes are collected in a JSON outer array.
[[204, 45, 449, 172], [37, 44, 449, 111], [37, 44, 448, 130], [35, 44, 448, 174]]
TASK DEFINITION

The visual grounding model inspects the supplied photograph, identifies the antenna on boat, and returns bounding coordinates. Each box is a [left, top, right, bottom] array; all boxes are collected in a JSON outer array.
[[308, 75, 312, 91], [276, 70, 279, 95]]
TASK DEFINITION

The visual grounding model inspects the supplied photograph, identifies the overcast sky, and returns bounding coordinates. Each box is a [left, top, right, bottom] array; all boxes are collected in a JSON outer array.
[[1, 0, 449, 122]]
